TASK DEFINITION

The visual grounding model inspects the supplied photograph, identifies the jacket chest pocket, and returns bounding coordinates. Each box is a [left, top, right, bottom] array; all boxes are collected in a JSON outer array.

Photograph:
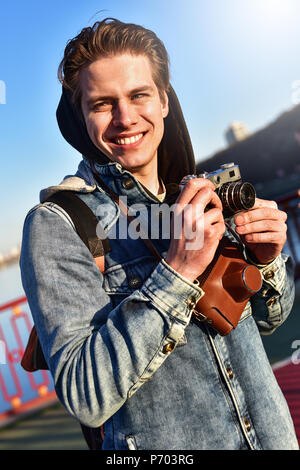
[[102, 256, 158, 305]]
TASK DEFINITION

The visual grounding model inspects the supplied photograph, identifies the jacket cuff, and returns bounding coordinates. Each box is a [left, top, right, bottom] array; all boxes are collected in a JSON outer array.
[[141, 259, 204, 325], [246, 252, 287, 295]]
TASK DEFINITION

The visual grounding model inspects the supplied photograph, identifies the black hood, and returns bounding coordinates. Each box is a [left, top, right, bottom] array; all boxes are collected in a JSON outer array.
[[56, 85, 196, 185]]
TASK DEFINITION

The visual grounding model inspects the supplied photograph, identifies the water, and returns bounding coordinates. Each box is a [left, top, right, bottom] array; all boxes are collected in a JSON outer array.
[[0, 263, 24, 305]]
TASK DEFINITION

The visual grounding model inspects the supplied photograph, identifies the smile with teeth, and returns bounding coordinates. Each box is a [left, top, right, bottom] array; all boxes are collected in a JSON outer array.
[[114, 133, 144, 145]]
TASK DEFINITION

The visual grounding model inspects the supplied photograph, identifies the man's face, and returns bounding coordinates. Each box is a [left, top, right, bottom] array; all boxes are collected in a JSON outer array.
[[80, 53, 169, 176]]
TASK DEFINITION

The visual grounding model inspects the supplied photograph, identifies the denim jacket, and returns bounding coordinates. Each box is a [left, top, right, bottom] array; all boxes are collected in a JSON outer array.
[[20, 157, 298, 450]]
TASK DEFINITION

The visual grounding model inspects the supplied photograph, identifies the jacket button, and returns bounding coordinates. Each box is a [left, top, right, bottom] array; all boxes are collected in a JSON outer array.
[[264, 270, 275, 280], [243, 417, 251, 432], [267, 296, 276, 307], [226, 367, 234, 380], [122, 177, 134, 189], [128, 275, 142, 289], [185, 296, 197, 310], [162, 342, 176, 354]]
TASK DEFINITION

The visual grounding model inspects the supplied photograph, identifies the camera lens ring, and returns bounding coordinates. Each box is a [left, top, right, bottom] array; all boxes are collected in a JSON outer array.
[[239, 182, 256, 210], [217, 182, 256, 215]]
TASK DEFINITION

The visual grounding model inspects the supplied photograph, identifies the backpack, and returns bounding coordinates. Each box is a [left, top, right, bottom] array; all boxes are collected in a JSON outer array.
[[21, 190, 110, 449]]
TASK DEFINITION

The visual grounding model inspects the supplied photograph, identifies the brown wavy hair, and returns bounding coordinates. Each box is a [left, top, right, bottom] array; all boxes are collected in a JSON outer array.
[[58, 18, 170, 110]]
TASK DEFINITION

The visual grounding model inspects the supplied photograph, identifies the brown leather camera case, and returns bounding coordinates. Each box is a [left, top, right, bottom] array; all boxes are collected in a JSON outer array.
[[193, 238, 262, 336]]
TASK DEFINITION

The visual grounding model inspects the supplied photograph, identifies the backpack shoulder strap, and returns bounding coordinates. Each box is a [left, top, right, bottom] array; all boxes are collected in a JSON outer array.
[[21, 190, 111, 373], [22, 190, 108, 448], [45, 190, 110, 274]]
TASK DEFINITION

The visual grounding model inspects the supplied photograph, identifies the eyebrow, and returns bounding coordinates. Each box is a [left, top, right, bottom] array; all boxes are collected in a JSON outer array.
[[129, 85, 154, 95], [86, 85, 154, 107]]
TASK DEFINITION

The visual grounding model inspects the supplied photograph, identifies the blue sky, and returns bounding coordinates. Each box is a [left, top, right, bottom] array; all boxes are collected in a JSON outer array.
[[1, 0, 300, 252]]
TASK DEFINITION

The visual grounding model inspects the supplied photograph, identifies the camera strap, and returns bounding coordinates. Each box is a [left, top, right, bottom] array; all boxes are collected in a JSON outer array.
[[90, 161, 164, 263]]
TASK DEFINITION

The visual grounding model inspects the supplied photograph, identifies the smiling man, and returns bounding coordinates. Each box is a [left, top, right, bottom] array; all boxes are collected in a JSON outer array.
[[20, 18, 298, 450], [80, 53, 168, 195]]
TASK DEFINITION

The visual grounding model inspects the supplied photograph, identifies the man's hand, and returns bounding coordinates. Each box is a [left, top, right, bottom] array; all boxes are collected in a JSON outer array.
[[165, 178, 226, 282], [234, 198, 287, 265]]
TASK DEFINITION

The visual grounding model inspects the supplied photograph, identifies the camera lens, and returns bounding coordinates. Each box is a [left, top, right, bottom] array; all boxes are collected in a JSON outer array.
[[239, 182, 256, 209], [218, 182, 256, 215]]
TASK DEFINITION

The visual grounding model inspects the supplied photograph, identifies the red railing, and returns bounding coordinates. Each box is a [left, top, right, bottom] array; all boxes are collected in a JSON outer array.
[[0, 296, 57, 427], [273, 360, 300, 446]]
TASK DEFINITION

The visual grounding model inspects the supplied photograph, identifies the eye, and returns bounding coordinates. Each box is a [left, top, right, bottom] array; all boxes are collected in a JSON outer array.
[[131, 93, 147, 101], [93, 101, 112, 112]]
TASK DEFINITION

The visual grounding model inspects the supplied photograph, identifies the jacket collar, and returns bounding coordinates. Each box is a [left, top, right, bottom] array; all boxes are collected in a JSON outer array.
[[88, 158, 181, 206], [40, 156, 180, 207]]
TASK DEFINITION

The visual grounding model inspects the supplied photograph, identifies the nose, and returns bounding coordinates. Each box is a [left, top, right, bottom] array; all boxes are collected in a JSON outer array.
[[112, 100, 138, 128]]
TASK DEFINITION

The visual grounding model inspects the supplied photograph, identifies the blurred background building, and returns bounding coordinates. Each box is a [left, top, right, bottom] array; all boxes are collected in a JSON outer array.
[[225, 121, 250, 146]]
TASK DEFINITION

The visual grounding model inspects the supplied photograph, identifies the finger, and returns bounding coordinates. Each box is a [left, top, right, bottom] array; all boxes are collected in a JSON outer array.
[[234, 207, 287, 225], [210, 219, 226, 240], [182, 203, 223, 233], [177, 187, 222, 222], [242, 231, 287, 244], [235, 219, 287, 235], [190, 186, 223, 212], [180, 208, 224, 245], [204, 207, 225, 226], [183, 219, 225, 251], [200, 220, 225, 242], [177, 178, 216, 206], [251, 198, 278, 210]]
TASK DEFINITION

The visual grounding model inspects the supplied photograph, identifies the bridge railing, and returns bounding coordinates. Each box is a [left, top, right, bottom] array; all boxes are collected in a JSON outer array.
[[0, 296, 57, 427]]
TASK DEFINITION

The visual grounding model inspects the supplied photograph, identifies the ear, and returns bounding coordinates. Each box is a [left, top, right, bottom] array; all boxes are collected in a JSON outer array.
[[161, 91, 169, 118]]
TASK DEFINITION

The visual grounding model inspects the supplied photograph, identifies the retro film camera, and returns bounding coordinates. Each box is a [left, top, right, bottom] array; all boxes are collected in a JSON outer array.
[[181, 162, 256, 219], [180, 163, 262, 336]]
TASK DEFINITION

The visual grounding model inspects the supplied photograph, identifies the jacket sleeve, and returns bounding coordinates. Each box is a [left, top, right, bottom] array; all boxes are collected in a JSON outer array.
[[248, 252, 295, 334], [20, 203, 204, 427]]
